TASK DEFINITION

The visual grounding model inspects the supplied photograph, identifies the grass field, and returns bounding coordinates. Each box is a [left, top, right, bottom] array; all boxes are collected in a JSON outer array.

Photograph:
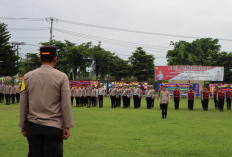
[[0, 97, 231, 157]]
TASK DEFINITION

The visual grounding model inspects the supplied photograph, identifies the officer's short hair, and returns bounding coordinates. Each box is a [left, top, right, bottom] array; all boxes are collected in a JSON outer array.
[[40, 46, 57, 62]]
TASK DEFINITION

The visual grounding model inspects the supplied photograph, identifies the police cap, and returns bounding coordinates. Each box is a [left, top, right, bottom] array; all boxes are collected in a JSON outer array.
[[40, 46, 57, 62]]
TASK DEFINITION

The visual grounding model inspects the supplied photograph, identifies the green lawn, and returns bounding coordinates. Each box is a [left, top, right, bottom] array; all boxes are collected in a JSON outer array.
[[0, 97, 231, 157]]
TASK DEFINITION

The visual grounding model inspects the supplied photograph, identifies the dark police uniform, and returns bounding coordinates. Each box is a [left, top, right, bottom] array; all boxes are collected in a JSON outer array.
[[19, 46, 74, 157], [213, 89, 218, 109], [187, 90, 195, 110], [218, 90, 225, 111], [226, 89, 231, 110], [173, 89, 181, 110], [201, 89, 210, 111]]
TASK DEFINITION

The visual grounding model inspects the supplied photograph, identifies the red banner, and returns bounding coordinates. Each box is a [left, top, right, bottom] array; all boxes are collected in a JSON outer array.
[[155, 66, 224, 81]]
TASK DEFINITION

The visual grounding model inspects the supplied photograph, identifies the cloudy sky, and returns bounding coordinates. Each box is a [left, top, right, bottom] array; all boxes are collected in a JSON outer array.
[[1, 0, 232, 65]]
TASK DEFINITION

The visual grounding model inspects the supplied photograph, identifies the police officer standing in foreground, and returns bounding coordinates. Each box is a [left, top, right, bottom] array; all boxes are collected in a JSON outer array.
[[0, 82, 5, 103], [19, 46, 74, 157], [173, 85, 181, 110]]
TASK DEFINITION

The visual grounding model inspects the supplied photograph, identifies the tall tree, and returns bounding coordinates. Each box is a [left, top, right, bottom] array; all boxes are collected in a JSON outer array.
[[0, 23, 19, 76], [67, 42, 92, 80], [90, 44, 115, 80], [216, 52, 232, 82], [18, 53, 41, 76], [110, 56, 131, 81], [167, 38, 221, 66], [129, 47, 155, 81]]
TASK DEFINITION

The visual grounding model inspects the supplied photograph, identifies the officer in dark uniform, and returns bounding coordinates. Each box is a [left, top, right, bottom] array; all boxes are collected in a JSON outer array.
[[19, 46, 74, 157], [226, 87, 231, 110], [201, 86, 210, 111], [187, 86, 195, 110], [173, 85, 181, 110], [218, 87, 225, 111], [213, 86, 219, 109]]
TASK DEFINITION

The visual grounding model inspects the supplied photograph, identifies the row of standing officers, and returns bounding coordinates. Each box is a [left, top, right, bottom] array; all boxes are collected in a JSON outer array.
[[0, 82, 20, 104], [70, 84, 231, 113]]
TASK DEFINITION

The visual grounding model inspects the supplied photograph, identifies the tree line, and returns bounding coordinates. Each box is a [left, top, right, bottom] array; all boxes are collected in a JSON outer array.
[[0, 22, 231, 82]]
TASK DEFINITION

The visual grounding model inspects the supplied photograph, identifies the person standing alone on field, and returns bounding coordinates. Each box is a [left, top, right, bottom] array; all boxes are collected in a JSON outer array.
[[159, 85, 170, 119], [19, 46, 74, 157]]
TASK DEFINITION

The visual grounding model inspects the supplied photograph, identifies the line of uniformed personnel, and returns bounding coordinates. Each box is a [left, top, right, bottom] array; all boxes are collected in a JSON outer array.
[[0, 82, 20, 104], [69, 83, 232, 113]]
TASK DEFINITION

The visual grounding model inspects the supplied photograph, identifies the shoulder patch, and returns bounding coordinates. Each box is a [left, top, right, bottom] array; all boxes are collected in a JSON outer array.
[[20, 80, 26, 92]]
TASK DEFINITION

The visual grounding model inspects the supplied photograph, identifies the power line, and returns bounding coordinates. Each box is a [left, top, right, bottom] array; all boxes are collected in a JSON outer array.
[[59, 19, 232, 42], [54, 28, 170, 51], [12, 37, 47, 39], [3, 17, 232, 42], [0, 17, 45, 21], [9, 27, 49, 31]]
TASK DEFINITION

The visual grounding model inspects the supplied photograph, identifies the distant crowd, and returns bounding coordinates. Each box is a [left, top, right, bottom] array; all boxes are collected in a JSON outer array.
[[70, 83, 231, 118]]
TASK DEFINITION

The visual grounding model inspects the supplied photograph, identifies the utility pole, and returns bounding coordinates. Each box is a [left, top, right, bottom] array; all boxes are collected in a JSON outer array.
[[11, 42, 25, 66], [50, 17, 54, 42]]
